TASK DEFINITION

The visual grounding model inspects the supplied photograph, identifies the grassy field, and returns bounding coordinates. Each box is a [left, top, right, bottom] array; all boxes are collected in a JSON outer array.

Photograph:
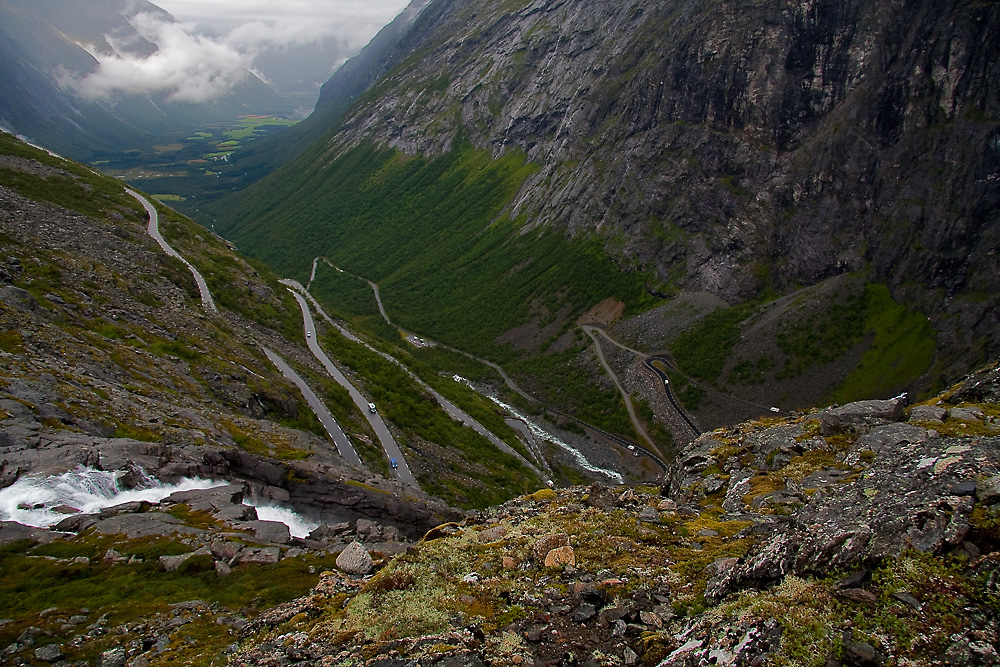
[[90, 115, 298, 215]]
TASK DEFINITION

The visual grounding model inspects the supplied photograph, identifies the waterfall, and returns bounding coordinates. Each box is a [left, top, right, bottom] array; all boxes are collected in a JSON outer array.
[[244, 501, 318, 539], [0, 466, 225, 528], [0, 466, 320, 539], [450, 376, 625, 484]]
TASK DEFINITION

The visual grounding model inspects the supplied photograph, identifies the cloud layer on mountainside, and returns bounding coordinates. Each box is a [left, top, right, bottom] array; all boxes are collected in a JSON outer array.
[[65, 0, 409, 102]]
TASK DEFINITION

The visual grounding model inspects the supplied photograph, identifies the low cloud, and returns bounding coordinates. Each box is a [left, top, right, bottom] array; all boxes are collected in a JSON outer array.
[[63, 0, 411, 104], [68, 12, 256, 103]]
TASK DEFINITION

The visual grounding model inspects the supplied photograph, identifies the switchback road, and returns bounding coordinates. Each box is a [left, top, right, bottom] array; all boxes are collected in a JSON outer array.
[[261, 347, 363, 468], [581, 325, 656, 449], [130, 189, 216, 313], [132, 190, 364, 469], [287, 289, 417, 486], [283, 277, 546, 480]]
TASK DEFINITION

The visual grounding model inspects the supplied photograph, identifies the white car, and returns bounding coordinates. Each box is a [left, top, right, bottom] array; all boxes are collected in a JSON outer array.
[[306, 332, 312, 338], [368, 402, 377, 413]]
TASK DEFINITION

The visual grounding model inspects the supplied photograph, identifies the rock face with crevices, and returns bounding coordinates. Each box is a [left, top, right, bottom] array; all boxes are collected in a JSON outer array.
[[225, 0, 1000, 385], [663, 361, 1000, 608]]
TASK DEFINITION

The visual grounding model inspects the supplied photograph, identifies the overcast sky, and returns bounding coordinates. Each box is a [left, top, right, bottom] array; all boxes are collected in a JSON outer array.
[[153, 0, 411, 46], [70, 0, 411, 103]]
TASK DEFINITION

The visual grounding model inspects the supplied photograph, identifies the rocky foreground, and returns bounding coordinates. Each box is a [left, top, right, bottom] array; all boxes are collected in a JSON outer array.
[[0, 473, 451, 667], [225, 361, 1000, 667], [1, 369, 997, 667]]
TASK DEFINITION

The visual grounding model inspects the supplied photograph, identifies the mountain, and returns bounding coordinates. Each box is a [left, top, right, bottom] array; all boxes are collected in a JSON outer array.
[[0, 0, 288, 160], [214, 0, 1000, 443], [0, 126, 558, 507], [1, 131, 999, 666], [201, 0, 434, 198]]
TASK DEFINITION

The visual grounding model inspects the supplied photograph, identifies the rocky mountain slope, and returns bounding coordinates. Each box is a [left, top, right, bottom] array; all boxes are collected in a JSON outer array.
[[215, 0, 999, 438], [0, 130, 998, 666], [225, 362, 1000, 666], [0, 127, 555, 509], [0, 130, 480, 665]]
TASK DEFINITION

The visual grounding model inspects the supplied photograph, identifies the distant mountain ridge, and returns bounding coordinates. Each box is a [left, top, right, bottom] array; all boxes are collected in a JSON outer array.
[[0, 0, 285, 159], [208, 0, 433, 193]]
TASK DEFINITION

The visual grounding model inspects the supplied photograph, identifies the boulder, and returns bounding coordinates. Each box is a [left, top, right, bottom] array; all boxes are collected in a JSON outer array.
[[34, 644, 63, 662], [97, 647, 127, 667], [92, 512, 204, 539], [164, 484, 246, 510], [238, 547, 281, 565], [572, 603, 596, 622], [210, 541, 244, 562], [238, 520, 291, 545], [843, 639, 885, 666], [533, 533, 570, 561], [52, 514, 97, 534], [949, 407, 984, 422], [0, 285, 37, 312], [103, 548, 127, 563], [544, 545, 575, 568], [909, 405, 946, 422], [820, 398, 905, 435], [478, 525, 509, 543], [336, 541, 375, 576], [978, 475, 1000, 506], [0, 521, 59, 545], [638, 506, 661, 524], [160, 548, 211, 572], [356, 518, 378, 536], [98, 500, 151, 518], [212, 503, 257, 522]]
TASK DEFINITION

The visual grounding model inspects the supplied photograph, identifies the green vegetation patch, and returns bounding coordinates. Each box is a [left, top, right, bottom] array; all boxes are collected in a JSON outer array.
[[832, 284, 935, 402], [223, 116, 297, 142], [0, 534, 338, 667], [728, 550, 999, 664], [318, 329, 540, 508], [0, 132, 143, 219], [220, 140, 652, 359], [222, 418, 311, 461], [671, 302, 756, 383]]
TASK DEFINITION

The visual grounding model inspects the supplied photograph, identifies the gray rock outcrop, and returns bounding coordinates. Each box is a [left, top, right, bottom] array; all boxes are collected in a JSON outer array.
[[335, 541, 375, 576]]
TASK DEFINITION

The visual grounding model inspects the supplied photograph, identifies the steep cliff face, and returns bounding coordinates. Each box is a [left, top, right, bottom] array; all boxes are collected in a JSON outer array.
[[323, 0, 999, 366]]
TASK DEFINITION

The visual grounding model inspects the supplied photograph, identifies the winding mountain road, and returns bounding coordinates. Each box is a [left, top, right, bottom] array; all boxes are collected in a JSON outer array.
[[312, 259, 667, 473], [129, 189, 216, 312], [580, 324, 703, 441], [131, 189, 365, 469], [643, 357, 701, 438], [261, 347, 363, 468], [318, 259, 538, 403], [283, 276, 547, 480], [581, 325, 656, 449], [287, 289, 417, 486]]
